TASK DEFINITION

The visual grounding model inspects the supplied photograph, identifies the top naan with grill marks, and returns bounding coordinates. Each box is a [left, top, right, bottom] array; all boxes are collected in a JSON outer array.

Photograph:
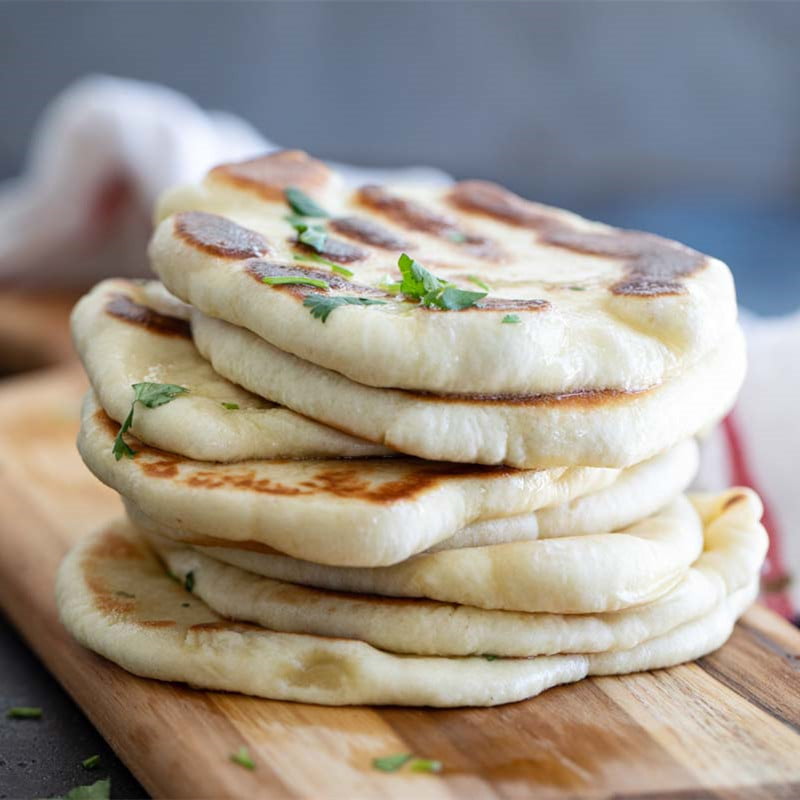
[[150, 150, 737, 397]]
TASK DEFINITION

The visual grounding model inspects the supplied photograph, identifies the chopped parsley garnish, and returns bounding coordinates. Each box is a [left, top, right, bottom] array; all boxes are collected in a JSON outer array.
[[501, 315, 521, 324], [6, 706, 42, 719], [446, 230, 467, 244], [410, 758, 443, 773], [372, 753, 442, 773], [262, 275, 330, 289], [467, 275, 490, 291], [482, 653, 500, 661], [221, 402, 240, 410], [284, 187, 329, 218], [184, 571, 195, 593], [230, 746, 255, 770], [81, 754, 100, 770], [372, 753, 412, 772], [294, 252, 354, 278], [568, 285, 586, 291], [295, 223, 328, 252], [181, 602, 191, 608], [57, 778, 111, 800], [304, 295, 387, 323], [114, 590, 135, 599], [112, 382, 188, 460], [396, 253, 486, 311]]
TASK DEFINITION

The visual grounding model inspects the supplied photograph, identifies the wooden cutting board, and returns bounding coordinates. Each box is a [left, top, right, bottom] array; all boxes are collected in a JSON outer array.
[[0, 366, 799, 800]]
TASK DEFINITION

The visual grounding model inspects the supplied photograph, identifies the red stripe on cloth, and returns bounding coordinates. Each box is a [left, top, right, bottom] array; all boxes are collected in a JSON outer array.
[[722, 413, 794, 618]]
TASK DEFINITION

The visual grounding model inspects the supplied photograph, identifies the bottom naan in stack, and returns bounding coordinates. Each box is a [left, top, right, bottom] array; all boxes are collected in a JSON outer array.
[[57, 489, 765, 707]]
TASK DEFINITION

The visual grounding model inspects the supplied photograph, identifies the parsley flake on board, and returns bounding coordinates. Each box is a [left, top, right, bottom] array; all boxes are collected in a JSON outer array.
[[284, 186, 329, 218], [410, 758, 443, 774], [372, 753, 443, 774], [294, 252, 354, 278], [262, 275, 330, 289], [184, 571, 195, 593], [6, 706, 42, 719], [56, 778, 111, 800], [221, 402, 240, 410], [112, 383, 188, 461], [372, 753, 413, 772], [230, 746, 256, 770], [501, 315, 521, 324], [396, 254, 486, 311], [81, 755, 100, 770], [304, 295, 387, 323]]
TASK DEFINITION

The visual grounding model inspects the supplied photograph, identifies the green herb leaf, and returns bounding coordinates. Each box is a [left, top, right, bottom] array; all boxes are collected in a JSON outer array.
[[372, 753, 413, 772], [304, 295, 387, 323], [396, 254, 486, 310], [114, 590, 135, 599], [294, 253, 354, 278], [501, 315, 521, 324], [446, 230, 467, 244], [285, 187, 329, 218], [112, 383, 188, 461], [230, 746, 255, 770], [184, 571, 195, 593], [410, 758, 443, 773], [467, 275, 490, 291], [262, 275, 330, 289], [482, 653, 500, 661], [435, 287, 487, 311], [568, 285, 586, 291], [296, 224, 328, 252], [58, 778, 111, 800], [81, 755, 100, 770], [6, 706, 42, 719], [221, 402, 240, 410]]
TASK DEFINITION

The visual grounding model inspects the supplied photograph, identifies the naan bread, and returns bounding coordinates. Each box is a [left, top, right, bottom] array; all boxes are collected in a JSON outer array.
[[79, 388, 700, 568], [129, 495, 705, 614], [151, 150, 737, 398], [192, 309, 744, 469], [71, 278, 388, 461], [146, 489, 766, 657], [56, 518, 756, 707]]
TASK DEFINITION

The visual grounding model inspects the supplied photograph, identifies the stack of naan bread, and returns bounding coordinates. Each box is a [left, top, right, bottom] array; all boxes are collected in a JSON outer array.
[[58, 151, 767, 707]]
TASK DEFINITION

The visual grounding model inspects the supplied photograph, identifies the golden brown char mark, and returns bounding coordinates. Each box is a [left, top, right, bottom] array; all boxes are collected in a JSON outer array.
[[174, 211, 272, 260], [105, 293, 191, 338], [209, 149, 333, 201]]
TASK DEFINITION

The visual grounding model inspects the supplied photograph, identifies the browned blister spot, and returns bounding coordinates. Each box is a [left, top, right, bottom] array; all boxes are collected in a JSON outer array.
[[175, 211, 271, 260], [331, 216, 411, 250], [405, 385, 650, 408], [294, 236, 367, 264], [450, 180, 709, 296], [450, 180, 559, 228], [722, 493, 748, 511], [209, 150, 332, 201], [105, 294, 191, 338], [87, 530, 142, 561], [244, 259, 383, 297], [188, 621, 261, 634], [452, 297, 550, 313], [139, 619, 177, 628]]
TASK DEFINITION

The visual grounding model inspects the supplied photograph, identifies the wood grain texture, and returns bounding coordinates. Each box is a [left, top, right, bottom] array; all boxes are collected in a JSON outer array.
[[0, 366, 798, 799]]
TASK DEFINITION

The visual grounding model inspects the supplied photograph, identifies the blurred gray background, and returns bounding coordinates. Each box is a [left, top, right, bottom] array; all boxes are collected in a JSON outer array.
[[2, 1, 800, 313]]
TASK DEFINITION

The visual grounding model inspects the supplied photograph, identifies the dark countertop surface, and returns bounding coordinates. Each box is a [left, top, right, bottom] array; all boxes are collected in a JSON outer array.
[[0, 613, 147, 800]]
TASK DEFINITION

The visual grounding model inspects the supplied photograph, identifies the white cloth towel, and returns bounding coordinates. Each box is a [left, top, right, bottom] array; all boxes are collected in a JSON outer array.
[[2, 76, 795, 619]]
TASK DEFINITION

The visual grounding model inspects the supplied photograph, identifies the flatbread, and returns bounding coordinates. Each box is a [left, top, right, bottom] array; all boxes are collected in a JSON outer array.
[[56, 517, 757, 707], [151, 150, 737, 398], [191, 309, 744, 469], [79, 388, 700, 568], [146, 489, 766, 657], [129, 494, 705, 614], [71, 278, 388, 461]]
